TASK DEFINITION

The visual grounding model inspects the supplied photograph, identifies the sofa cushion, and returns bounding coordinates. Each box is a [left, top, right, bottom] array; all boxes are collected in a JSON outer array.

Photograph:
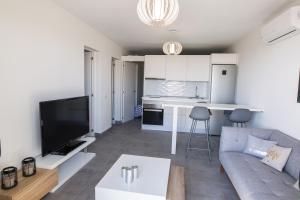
[[262, 145, 292, 171], [270, 130, 300, 180], [244, 135, 277, 158], [220, 127, 274, 153], [294, 180, 299, 191], [220, 152, 300, 200]]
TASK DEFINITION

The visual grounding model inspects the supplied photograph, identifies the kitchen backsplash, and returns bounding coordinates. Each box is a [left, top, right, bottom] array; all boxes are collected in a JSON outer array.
[[144, 80, 209, 98]]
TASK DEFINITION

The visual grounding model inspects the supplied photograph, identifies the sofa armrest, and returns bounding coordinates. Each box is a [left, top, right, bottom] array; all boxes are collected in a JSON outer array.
[[219, 127, 274, 153]]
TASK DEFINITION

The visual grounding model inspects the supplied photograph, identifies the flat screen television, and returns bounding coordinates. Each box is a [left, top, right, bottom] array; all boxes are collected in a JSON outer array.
[[40, 96, 89, 157]]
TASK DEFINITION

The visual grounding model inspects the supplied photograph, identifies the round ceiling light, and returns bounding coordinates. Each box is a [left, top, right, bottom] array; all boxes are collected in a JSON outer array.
[[137, 0, 179, 27], [163, 41, 182, 55]]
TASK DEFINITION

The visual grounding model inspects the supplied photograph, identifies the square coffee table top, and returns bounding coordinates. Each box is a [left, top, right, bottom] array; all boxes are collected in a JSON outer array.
[[95, 154, 171, 198]]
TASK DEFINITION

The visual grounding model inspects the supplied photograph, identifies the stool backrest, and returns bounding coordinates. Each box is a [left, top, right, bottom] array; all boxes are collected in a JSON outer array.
[[229, 108, 252, 123], [189, 106, 210, 121]]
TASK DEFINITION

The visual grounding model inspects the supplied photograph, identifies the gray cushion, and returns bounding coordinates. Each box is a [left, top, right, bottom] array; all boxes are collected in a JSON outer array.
[[220, 152, 300, 200], [243, 135, 277, 158], [220, 127, 274, 153], [270, 130, 300, 180]]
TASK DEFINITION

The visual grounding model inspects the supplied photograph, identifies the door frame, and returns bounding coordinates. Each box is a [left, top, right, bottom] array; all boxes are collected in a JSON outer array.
[[122, 61, 138, 123], [112, 58, 123, 123], [84, 46, 97, 135], [112, 60, 144, 124]]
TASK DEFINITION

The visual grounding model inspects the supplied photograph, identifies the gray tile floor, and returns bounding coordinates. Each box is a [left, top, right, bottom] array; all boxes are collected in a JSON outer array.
[[43, 119, 239, 200]]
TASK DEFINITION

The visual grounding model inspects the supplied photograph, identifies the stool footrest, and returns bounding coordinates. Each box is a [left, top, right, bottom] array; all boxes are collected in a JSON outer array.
[[187, 147, 210, 151]]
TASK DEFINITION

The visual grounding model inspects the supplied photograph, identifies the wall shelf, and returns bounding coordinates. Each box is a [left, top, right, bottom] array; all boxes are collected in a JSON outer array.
[[51, 152, 95, 192], [36, 137, 96, 192]]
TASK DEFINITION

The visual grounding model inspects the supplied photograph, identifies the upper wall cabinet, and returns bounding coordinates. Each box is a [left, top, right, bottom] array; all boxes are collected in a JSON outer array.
[[211, 53, 238, 65], [165, 55, 187, 81], [144, 55, 211, 82], [186, 55, 210, 82], [144, 55, 166, 79]]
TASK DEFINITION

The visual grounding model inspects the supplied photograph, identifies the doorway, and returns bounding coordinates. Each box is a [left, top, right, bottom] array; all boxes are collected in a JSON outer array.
[[112, 60, 144, 124], [136, 63, 144, 108], [123, 62, 137, 122], [112, 58, 122, 123], [84, 49, 95, 135]]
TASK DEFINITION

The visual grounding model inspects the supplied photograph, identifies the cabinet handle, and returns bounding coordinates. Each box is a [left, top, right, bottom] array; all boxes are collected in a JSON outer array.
[[144, 109, 163, 112]]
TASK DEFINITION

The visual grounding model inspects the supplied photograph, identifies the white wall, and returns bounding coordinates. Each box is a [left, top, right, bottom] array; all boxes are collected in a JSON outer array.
[[0, 0, 126, 168], [230, 3, 300, 140]]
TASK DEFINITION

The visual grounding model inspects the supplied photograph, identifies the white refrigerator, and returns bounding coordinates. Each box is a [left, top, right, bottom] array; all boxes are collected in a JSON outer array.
[[210, 65, 237, 135]]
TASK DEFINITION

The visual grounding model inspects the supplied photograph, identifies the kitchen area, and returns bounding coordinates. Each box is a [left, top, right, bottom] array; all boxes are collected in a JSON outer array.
[[120, 53, 263, 154], [142, 53, 240, 131], [140, 53, 264, 154]]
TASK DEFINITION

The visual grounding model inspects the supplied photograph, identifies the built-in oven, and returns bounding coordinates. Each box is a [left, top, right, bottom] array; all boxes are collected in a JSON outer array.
[[142, 104, 164, 125]]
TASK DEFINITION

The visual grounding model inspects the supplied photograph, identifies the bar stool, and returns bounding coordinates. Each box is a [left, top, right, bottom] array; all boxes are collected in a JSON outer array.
[[186, 106, 211, 161], [229, 108, 252, 127]]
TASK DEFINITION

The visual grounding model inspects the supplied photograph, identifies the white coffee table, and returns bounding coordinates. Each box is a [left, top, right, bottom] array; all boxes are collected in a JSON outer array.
[[95, 154, 171, 200]]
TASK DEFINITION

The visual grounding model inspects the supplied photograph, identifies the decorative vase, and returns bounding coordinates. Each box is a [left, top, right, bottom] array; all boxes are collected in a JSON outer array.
[[1, 166, 18, 190], [22, 157, 36, 177]]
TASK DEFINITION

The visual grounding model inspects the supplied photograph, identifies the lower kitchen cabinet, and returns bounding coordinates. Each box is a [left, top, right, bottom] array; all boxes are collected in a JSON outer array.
[[142, 106, 208, 133], [163, 114, 186, 132], [163, 107, 186, 132]]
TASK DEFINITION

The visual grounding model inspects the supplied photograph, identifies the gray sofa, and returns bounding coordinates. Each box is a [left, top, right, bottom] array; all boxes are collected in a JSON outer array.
[[219, 127, 300, 200]]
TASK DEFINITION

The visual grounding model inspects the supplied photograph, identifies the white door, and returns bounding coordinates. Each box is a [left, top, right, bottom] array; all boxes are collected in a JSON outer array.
[[113, 59, 123, 122], [186, 55, 210, 81], [165, 55, 187, 81], [122, 62, 137, 122], [84, 51, 94, 133], [144, 55, 166, 79]]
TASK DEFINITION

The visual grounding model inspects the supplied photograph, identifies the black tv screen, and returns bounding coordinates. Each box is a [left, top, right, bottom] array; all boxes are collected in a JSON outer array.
[[40, 96, 89, 156]]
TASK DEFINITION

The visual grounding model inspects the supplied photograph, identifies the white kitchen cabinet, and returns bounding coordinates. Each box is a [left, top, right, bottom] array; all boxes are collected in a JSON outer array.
[[144, 55, 166, 79], [211, 53, 238, 65], [163, 107, 186, 132], [165, 55, 187, 81], [145, 55, 211, 81], [163, 114, 186, 132], [186, 55, 210, 82]]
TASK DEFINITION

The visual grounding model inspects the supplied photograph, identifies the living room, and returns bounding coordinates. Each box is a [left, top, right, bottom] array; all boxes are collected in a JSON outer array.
[[1, 0, 300, 200]]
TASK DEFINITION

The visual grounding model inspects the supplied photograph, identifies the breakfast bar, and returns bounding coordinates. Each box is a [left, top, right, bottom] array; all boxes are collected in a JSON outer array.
[[162, 103, 264, 154]]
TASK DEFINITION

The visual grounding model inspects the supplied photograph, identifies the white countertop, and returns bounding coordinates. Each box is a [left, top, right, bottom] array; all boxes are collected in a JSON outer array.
[[142, 96, 209, 103], [162, 102, 264, 112], [142, 96, 263, 112], [164, 102, 263, 155]]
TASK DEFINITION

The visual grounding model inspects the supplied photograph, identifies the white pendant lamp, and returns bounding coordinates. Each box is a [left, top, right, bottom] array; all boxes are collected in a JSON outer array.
[[137, 0, 179, 27], [163, 41, 182, 55]]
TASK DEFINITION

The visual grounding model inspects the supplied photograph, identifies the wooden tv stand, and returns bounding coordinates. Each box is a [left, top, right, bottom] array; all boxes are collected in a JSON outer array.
[[0, 168, 58, 200]]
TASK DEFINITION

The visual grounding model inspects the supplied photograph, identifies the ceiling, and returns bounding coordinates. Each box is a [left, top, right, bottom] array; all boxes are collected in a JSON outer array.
[[53, 0, 291, 54]]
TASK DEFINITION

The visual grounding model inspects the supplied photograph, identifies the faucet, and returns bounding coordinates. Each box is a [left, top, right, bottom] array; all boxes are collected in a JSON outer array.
[[195, 86, 199, 98]]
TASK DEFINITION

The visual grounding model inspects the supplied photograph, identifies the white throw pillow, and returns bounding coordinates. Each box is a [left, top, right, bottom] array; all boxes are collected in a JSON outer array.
[[243, 135, 277, 158], [261, 145, 292, 171], [294, 180, 299, 191]]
